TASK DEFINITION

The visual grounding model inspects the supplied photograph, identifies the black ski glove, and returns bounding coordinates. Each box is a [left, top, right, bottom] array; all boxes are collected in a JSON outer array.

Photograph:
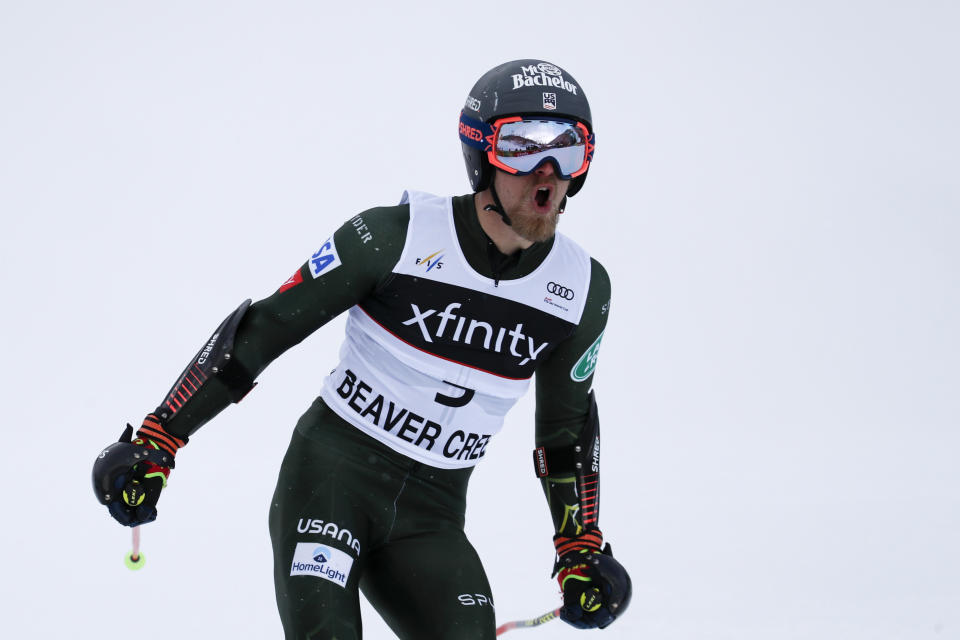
[[92, 421, 176, 527], [554, 530, 632, 629]]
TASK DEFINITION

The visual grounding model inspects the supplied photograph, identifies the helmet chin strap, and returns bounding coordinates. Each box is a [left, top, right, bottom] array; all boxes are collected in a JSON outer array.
[[483, 181, 512, 226]]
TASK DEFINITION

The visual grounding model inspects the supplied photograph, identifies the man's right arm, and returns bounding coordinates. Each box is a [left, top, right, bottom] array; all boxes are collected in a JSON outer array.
[[158, 204, 410, 441], [92, 204, 409, 526]]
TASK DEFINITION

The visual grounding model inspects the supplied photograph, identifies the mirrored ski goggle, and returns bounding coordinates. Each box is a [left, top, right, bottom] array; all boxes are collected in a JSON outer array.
[[459, 112, 595, 180]]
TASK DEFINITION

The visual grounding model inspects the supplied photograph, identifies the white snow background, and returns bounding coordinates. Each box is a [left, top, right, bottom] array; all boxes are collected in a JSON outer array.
[[1, 1, 957, 638]]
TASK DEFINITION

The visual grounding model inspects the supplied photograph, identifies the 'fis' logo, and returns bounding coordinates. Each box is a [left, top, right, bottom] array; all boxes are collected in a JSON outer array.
[[415, 250, 444, 272], [511, 63, 579, 95]]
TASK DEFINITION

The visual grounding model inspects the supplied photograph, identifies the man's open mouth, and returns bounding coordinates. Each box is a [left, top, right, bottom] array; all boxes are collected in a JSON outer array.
[[534, 185, 551, 208]]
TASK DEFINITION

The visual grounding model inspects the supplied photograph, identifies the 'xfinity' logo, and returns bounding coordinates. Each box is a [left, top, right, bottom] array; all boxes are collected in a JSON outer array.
[[402, 302, 549, 366], [512, 64, 578, 95]]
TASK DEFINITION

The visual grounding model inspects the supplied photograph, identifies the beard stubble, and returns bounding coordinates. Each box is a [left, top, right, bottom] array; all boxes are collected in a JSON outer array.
[[509, 205, 560, 244]]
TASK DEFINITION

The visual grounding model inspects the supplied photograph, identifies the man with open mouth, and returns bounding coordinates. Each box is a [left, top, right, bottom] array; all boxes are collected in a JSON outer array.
[[93, 59, 632, 639]]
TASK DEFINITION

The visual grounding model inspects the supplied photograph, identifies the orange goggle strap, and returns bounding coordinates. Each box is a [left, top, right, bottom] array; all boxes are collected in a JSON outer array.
[[135, 414, 187, 458], [458, 111, 595, 179], [554, 528, 604, 558]]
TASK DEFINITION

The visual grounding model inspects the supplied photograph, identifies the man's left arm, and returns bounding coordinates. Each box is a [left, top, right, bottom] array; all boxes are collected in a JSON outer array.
[[533, 258, 632, 629]]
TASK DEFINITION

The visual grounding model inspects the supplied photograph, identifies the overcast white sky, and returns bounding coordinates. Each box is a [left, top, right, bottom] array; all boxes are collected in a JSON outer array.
[[1, 2, 957, 638]]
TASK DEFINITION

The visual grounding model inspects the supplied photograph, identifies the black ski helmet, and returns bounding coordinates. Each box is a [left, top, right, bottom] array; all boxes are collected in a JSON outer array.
[[461, 59, 594, 197]]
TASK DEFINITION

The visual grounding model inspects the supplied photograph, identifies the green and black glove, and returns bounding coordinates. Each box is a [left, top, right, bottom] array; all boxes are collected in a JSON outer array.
[[92, 416, 182, 527], [554, 529, 632, 629]]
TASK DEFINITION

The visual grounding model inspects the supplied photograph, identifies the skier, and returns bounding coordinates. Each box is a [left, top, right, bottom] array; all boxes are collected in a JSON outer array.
[[93, 59, 632, 639]]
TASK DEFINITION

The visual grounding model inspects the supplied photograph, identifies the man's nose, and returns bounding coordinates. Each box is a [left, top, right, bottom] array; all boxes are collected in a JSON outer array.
[[534, 160, 556, 177]]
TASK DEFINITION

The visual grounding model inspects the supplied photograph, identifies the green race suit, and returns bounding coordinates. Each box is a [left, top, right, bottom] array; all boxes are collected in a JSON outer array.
[[152, 192, 610, 639]]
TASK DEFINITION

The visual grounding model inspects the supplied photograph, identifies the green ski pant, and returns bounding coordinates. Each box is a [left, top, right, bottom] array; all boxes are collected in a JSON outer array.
[[269, 399, 497, 639]]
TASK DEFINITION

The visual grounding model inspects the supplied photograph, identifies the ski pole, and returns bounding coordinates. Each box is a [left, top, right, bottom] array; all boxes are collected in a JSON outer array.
[[495, 608, 561, 635], [124, 525, 146, 570]]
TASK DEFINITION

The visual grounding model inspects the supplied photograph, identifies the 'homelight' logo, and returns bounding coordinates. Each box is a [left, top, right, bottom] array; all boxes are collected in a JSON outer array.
[[290, 542, 354, 588]]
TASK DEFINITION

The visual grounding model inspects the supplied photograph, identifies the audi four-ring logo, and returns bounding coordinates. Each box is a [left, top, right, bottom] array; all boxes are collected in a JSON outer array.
[[547, 282, 575, 300]]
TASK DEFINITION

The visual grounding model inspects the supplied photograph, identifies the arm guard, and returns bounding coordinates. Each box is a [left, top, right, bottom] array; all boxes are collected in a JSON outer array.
[[138, 299, 257, 453], [533, 390, 602, 537], [156, 299, 256, 420]]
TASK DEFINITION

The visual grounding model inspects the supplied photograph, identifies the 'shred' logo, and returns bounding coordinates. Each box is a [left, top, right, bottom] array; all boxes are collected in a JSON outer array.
[[459, 122, 483, 142]]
